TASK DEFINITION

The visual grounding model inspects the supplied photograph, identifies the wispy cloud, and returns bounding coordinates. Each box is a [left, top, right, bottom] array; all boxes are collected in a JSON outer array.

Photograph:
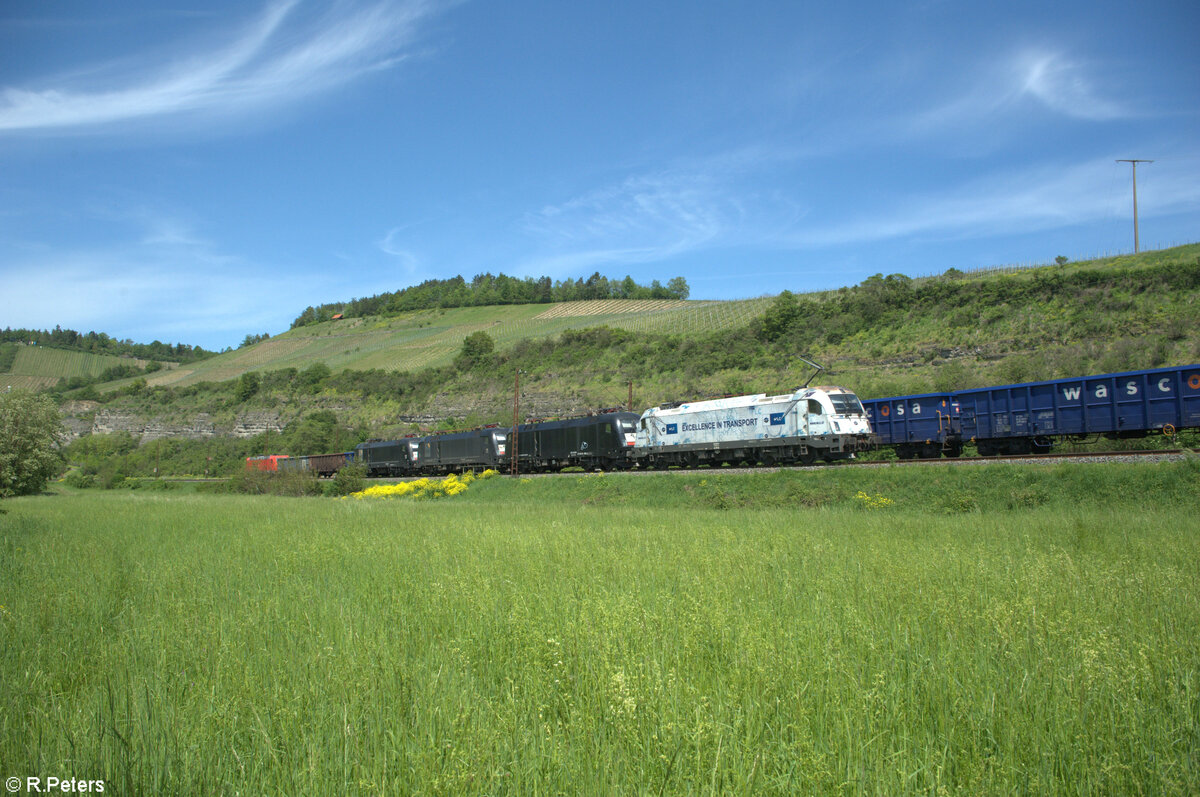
[[1016, 51, 1129, 120], [787, 154, 1200, 248], [0, 0, 441, 134], [1, 245, 338, 347], [908, 48, 1132, 134], [517, 172, 732, 276], [377, 227, 421, 272], [0, 206, 343, 347]]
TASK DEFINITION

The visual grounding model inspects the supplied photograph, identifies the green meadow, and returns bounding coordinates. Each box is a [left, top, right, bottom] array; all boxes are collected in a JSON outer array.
[[2, 462, 1198, 795]]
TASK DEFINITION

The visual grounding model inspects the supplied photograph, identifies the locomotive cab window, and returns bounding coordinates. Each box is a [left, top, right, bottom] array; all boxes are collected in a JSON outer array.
[[829, 394, 865, 416], [808, 399, 824, 415]]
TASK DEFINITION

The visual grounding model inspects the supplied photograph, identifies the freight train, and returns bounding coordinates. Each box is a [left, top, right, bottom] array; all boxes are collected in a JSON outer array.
[[862, 364, 1200, 458], [245, 452, 357, 476], [245, 363, 1200, 476], [249, 385, 873, 477]]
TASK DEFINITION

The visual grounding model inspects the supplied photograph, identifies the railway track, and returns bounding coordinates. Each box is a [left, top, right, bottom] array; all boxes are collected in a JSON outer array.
[[364, 448, 1196, 481], [850, 448, 1196, 469]]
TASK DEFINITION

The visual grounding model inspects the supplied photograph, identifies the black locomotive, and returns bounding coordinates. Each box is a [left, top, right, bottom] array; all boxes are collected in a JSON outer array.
[[353, 411, 639, 477]]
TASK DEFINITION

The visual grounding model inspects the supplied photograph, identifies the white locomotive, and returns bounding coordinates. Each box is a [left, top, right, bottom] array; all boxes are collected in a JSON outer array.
[[631, 386, 872, 468]]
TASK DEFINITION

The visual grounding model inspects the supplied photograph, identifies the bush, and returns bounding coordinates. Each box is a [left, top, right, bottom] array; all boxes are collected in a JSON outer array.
[[227, 468, 323, 497], [62, 469, 95, 489], [329, 464, 366, 496]]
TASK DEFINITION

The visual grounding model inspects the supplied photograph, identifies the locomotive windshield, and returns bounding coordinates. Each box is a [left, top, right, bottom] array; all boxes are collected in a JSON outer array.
[[829, 393, 865, 416]]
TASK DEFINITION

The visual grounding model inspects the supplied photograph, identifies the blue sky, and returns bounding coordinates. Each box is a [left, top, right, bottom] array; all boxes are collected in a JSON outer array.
[[1, 0, 1197, 351]]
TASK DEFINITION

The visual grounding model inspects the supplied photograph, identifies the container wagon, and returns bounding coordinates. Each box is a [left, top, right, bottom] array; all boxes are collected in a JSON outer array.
[[307, 452, 356, 478], [861, 393, 961, 459], [954, 364, 1200, 455]]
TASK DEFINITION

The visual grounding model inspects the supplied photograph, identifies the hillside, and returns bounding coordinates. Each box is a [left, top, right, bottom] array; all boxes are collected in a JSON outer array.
[[38, 242, 1200, 452], [135, 297, 770, 388], [1, 345, 165, 393]]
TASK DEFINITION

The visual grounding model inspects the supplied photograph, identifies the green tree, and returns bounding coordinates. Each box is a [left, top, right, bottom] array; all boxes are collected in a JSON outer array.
[[455, 331, 495, 370], [284, 410, 339, 455], [298, 362, 331, 393], [758, 291, 800, 342], [666, 276, 690, 299], [0, 390, 64, 498], [237, 371, 261, 401]]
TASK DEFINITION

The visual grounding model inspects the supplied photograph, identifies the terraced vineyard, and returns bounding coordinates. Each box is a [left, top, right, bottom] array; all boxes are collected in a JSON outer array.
[[2, 374, 59, 392], [142, 297, 779, 387], [3, 345, 156, 391]]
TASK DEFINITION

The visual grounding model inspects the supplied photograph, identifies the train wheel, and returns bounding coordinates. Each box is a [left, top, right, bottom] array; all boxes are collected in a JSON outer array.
[[798, 449, 816, 465]]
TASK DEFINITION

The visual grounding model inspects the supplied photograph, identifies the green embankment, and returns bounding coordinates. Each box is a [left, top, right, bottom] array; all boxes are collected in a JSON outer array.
[[3, 462, 1198, 794], [40, 242, 1200, 443]]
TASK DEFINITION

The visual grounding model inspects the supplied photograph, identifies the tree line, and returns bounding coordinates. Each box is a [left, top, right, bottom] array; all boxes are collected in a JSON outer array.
[[0, 327, 215, 363], [291, 272, 690, 327]]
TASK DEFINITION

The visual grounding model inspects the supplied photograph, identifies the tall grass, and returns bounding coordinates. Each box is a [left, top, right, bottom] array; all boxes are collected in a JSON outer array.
[[2, 464, 1198, 794]]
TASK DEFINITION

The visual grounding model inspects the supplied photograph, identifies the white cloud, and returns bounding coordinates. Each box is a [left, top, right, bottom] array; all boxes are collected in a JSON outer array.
[[0, 217, 341, 348], [0, 0, 441, 134], [787, 154, 1200, 248], [908, 48, 1132, 135], [1016, 51, 1129, 121], [520, 171, 740, 276], [377, 228, 421, 272]]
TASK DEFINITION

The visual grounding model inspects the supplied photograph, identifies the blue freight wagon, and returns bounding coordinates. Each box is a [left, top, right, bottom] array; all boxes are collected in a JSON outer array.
[[861, 364, 1200, 458], [861, 393, 962, 459], [955, 364, 1200, 455]]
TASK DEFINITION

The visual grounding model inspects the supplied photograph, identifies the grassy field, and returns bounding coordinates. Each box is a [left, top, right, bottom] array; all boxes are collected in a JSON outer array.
[[2, 462, 1198, 794]]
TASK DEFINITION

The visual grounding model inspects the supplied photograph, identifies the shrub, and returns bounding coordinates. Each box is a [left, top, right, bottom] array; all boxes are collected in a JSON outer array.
[[330, 464, 366, 496], [227, 469, 323, 497], [62, 470, 95, 489]]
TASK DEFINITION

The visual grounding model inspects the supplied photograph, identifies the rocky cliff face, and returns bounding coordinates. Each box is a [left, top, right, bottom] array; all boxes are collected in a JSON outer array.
[[57, 391, 596, 445], [229, 412, 287, 439], [59, 402, 286, 445]]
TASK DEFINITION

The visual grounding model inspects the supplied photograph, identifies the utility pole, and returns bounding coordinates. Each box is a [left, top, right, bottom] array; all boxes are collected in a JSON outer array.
[[510, 370, 526, 476], [628, 380, 634, 412], [1116, 159, 1153, 253]]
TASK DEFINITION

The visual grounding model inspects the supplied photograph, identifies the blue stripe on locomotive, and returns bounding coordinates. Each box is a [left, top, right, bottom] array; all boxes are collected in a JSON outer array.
[[954, 364, 1200, 441], [861, 393, 959, 446]]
